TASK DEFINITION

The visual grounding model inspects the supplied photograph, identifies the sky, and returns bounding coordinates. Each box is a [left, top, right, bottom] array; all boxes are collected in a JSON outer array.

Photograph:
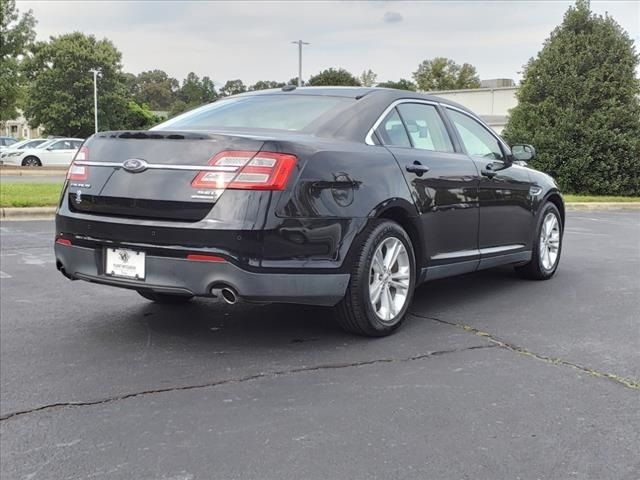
[[16, 0, 640, 86]]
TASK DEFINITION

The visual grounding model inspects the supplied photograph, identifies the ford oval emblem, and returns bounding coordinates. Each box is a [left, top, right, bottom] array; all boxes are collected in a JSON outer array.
[[122, 158, 147, 173]]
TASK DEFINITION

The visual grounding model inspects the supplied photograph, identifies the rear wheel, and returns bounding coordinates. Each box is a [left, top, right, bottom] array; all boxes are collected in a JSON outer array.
[[515, 202, 563, 280], [336, 220, 416, 337], [137, 290, 193, 304], [22, 156, 41, 167]]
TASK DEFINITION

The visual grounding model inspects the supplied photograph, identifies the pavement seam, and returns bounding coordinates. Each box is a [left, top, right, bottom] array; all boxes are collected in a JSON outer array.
[[0, 343, 494, 422], [411, 313, 640, 391]]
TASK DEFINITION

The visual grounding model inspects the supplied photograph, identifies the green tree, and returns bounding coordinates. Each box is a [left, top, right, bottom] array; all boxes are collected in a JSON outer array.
[[132, 69, 179, 110], [412, 57, 481, 91], [359, 69, 378, 87], [249, 80, 285, 91], [377, 79, 417, 91], [288, 77, 304, 87], [178, 72, 217, 105], [0, 0, 36, 121], [22, 32, 131, 137], [503, 0, 640, 195], [121, 101, 161, 130], [219, 79, 247, 97], [307, 68, 361, 86]]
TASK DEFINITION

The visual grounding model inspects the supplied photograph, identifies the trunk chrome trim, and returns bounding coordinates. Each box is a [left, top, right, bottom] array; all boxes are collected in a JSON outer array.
[[74, 161, 237, 172]]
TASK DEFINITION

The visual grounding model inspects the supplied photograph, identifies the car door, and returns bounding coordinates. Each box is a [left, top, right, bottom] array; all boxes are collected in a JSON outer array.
[[41, 140, 76, 166], [445, 108, 534, 263], [375, 101, 480, 279]]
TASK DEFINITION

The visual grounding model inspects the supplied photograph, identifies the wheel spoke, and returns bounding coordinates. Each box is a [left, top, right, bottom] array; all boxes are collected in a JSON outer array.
[[384, 240, 401, 270], [372, 249, 385, 274], [379, 285, 391, 320], [390, 271, 410, 281], [370, 279, 383, 304], [389, 279, 408, 290], [384, 286, 396, 318]]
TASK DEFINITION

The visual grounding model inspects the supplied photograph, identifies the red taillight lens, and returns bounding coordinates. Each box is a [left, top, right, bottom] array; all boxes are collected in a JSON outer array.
[[56, 238, 72, 246], [191, 151, 297, 190], [186, 254, 226, 262], [67, 146, 89, 181]]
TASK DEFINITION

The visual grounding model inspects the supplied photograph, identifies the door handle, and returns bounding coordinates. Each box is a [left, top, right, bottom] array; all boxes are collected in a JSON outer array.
[[405, 161, 430, 177]]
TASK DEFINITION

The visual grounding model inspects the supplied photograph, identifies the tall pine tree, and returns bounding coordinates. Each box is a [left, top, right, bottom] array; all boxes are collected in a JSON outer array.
[[503, 0, 640, 195]]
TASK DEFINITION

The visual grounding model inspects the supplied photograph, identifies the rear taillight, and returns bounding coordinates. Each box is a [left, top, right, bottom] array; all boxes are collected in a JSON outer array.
[[191, 151, 297, 190], [67, 146, 89, 181]]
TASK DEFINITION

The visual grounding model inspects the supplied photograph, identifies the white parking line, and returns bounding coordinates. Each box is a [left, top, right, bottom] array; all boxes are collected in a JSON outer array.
[[0, 271, 12, 279]]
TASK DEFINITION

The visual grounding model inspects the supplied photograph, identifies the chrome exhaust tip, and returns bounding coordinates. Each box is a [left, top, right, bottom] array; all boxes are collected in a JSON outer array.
[[220, 287, 238, 305]]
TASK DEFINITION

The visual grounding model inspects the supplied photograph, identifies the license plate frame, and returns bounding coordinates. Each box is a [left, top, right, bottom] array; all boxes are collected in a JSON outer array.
[[105, 247, 146, 280]]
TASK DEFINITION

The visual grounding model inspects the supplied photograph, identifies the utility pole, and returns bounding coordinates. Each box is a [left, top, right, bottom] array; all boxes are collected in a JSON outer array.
[[291, 40, 309, 87], [89, 68, 100, 134]]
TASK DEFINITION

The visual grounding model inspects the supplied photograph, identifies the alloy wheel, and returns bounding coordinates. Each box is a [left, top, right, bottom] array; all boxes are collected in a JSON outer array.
[[539, 212, 560, 270], [369, 237, 411, 323]]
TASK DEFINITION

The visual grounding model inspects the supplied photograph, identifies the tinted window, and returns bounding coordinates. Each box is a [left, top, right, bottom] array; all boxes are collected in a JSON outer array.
[[154, 95, 354, 132], [376, 109, 411, 148], [71, 141, 83, 149], [397, 104, 454, 153], [447, 109, 504, 160], [22, 140, 46, 149]]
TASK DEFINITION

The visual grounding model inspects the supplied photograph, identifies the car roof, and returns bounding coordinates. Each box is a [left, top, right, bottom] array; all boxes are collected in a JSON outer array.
[[233, 86, 474, 114]]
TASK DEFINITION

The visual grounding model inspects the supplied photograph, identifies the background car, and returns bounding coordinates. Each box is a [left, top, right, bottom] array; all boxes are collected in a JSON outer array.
[[0, 138, 49, 162], [0, 136, 18, 152], [55, 87, 563, 337], [4, 138, 84, 166]]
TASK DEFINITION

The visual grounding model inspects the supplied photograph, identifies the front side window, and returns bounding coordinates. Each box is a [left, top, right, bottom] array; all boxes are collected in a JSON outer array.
[[50, 140, 72, 150], [376, 109, 411, 148], [396, 103, 454, 153], [447, 109, 504, 160]]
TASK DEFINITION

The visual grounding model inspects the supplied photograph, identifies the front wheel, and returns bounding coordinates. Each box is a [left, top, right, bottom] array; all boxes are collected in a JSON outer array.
[[22, 156, 41, 167], [515, 202, 563, 280], [137, 290, 193, 304], [336, 220, 416, 337]]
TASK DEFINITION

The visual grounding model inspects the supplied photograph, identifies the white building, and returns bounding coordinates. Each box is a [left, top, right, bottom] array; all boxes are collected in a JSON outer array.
[[428, 79, 518, 134], [1, 110, 44, 140]]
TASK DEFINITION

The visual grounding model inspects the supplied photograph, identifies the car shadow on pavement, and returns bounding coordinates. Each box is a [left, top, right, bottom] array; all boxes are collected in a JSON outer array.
[[84, 266, 525, 350]]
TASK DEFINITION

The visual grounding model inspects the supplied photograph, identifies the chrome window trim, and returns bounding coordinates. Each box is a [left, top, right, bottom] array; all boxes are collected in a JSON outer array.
[[74, 161, 237, 172]]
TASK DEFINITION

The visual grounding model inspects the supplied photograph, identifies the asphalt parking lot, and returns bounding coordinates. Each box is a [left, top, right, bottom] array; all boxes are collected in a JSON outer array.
[[1, 211, 638, 480]]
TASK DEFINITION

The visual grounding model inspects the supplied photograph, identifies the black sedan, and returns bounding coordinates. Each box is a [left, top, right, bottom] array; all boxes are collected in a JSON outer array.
[[54, 87, 564, 336]]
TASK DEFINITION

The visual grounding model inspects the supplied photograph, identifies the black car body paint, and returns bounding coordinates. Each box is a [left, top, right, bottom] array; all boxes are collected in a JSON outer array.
[[55, 87, 563, 306]]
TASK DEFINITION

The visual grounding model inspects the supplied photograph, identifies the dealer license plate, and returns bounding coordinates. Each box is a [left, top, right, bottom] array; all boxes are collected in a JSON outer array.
[[105, 248, 146, 280]]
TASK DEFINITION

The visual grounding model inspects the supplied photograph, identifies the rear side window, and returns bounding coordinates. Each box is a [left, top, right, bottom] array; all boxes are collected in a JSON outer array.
[[447, 109, 504, 160], [396, 103, 454, 153], [376, 109, 411, 148], [154, 95, 355, 132]]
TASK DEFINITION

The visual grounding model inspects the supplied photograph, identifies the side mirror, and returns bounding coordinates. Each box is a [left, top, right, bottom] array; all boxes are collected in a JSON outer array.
[[511, 144, 536, 162], [46, 147, 54, 151]]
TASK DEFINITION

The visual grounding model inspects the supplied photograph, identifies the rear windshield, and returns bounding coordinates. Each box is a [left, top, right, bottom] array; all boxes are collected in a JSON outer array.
[[153, 94, 354, 132]]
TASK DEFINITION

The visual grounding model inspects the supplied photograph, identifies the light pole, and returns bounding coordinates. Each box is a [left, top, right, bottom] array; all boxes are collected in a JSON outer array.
[[291, 40, 309, 87], [89, 68, 101, 134]]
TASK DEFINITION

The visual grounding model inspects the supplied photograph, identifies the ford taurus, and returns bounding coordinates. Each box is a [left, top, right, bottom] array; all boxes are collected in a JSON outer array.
[[54, 87, 564, 336]]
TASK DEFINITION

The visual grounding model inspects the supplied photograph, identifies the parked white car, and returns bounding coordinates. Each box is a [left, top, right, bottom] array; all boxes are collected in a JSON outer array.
[[1, 138, 84, 166], [0, 138, 49, 161]]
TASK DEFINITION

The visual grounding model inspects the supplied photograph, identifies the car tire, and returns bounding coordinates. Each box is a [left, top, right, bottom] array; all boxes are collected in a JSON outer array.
[[22, 156, 42, 167], [336, 220, 416, 337], [515, 201, 563, 280], [137, 290, 193, 304]]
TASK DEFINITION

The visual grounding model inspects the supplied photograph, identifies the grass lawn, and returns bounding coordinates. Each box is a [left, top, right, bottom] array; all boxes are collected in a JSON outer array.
[[0, 182, 639, 208], [563, 194, 640, 203], [0, 183, 64, 207]]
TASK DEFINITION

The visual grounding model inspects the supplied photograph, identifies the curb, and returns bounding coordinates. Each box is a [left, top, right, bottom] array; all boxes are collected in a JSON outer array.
[[1, 203, 639, 221], [1, 207, 57, 220], [565, 202, 640, 211]]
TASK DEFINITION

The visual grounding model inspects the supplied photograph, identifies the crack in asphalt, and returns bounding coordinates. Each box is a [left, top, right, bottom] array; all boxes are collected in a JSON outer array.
[[411, 313, 640, 391], [0, 343, 494, 422]]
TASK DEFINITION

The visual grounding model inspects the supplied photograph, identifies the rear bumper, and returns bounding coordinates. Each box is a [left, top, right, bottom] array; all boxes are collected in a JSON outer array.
[[55, 243, 350, 306]]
